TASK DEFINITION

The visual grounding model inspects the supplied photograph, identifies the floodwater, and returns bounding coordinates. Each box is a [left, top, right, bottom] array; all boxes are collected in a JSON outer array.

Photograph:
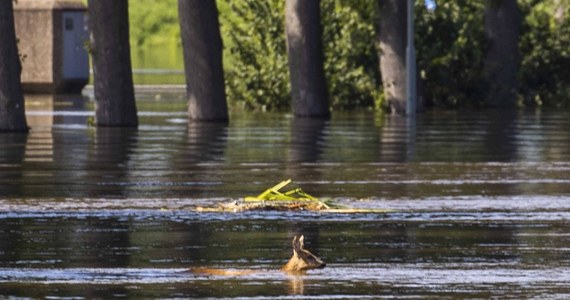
[[1, 91, 570, 298]]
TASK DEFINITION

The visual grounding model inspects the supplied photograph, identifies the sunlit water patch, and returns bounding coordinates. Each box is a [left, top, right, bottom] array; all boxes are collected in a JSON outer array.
[[3, 264, 570, 298]]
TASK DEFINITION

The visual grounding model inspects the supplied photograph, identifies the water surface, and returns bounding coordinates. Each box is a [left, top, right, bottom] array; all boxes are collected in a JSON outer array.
[[1, 93, 570, 298]]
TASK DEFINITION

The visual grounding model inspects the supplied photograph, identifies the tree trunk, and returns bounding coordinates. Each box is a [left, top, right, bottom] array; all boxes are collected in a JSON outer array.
[[484, 0, 521, 107], [377, 0, 407, 114], [554, 0, 565, 24], [0, 0, 28, 132], [285, 0, 329, 118], [89, 0, 138, 127], [178, 0, 228, 122]]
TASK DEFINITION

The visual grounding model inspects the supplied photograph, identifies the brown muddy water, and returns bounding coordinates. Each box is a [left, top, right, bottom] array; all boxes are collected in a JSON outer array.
[[1, 92, 570, 298]]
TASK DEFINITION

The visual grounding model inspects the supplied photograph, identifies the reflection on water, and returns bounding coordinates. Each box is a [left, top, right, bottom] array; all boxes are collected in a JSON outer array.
[[1, 93, 570, 298], [130, 43, 185, 85], [288, 118, 329, 163], [2, 216, 570, 298], [186, 121, 228, 163]]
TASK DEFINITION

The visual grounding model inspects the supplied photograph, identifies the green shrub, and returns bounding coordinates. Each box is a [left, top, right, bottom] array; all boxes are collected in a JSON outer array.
[[519, 0, 570, 107], [415, 0, 487, 108]]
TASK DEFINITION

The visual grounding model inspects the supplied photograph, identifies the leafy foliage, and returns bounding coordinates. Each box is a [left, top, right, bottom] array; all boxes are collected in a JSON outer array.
[[321, 0, 381, 110], [220, 0, 381, 111], [126, 0, 570, 110], [519, 0, 570, 107], [415, 0, 487, 108], [128, 0, 179, 46], [415, 0, 570, 108], [219, 0, 290, 111]]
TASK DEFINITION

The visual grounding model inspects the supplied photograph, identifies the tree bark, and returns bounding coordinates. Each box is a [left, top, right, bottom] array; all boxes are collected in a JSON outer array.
[[377, 0, 407, 114], [484, 0, 521, 107], [0, 0, 28, 132], [285, 0, 329, 118], [178, 0, 228, 122], [89, 0, 138, 127], [554, 0, 565, 24]]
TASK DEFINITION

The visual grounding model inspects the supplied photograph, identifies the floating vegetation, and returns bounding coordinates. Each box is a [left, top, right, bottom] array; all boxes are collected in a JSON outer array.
[[195, 179, 388, 213]]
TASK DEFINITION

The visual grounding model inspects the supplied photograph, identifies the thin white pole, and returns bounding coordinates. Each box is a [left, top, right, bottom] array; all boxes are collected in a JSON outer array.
[[406, 0, 416, 117]]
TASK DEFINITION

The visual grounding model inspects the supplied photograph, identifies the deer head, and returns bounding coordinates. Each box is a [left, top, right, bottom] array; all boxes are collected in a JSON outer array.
[[281, 235, 326, 273]]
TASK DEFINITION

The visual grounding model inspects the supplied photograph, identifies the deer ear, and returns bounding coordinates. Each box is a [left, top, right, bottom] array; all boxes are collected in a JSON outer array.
[[292, 235, 302, 252], [298, 235, 305, 249]]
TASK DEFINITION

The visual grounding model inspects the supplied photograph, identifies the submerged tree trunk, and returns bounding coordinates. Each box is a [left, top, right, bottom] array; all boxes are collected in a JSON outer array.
[[377, 0, 407, 114], [89, 0, 138, 127], [178, 0, 228, 122], [484, 0, 521, 107], [285, 0, 329, 118], [0, 0, 28, 132]]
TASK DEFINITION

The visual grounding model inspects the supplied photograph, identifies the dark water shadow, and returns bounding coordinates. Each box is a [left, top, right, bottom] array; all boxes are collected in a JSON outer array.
[[86, 127, 139, 198], [185, 121, 228, 163], [378, 115, 415, 162], [173, 122, 229, 198], [286, 118, 329, 203], [0, 133, 28, 164], [481, 109, 519, 161], [0, 133, 28, 197], [288, 118, 329, 163]]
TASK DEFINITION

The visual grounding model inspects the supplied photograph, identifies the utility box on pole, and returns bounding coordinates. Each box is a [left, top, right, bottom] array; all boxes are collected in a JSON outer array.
[[14, 0, 89, 94]]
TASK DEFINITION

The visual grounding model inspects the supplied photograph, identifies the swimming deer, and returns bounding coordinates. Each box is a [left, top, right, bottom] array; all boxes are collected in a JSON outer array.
[[190, 235, 325, 276]]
